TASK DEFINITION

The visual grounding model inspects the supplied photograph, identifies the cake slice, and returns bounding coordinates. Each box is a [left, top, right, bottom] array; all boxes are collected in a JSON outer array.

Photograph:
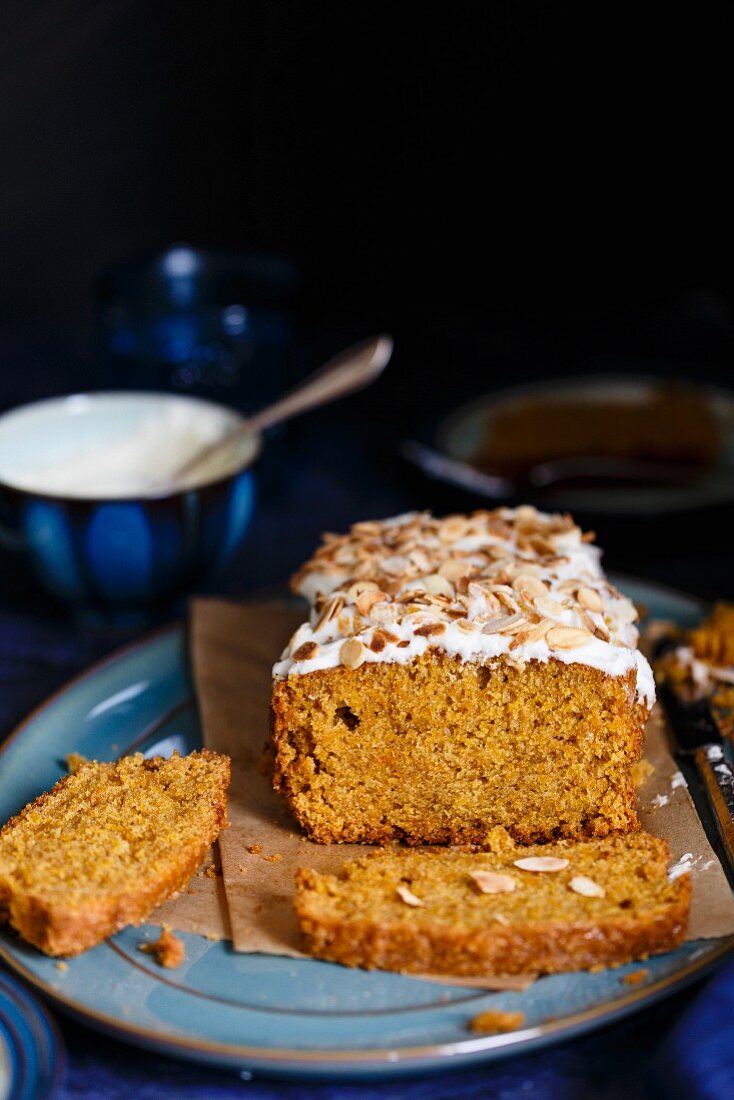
[[271, 507, 654, 845], [295, 832, 691, 976], [0, 750, 230, 956]]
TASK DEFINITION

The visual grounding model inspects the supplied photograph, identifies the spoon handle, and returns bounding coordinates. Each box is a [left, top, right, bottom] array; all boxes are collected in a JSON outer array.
[[164, 334, 393, 490], [245, 333, 393, 434]]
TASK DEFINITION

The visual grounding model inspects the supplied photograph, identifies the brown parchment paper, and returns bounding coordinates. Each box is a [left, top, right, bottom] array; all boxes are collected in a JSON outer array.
[[161, 598, 734, 967]]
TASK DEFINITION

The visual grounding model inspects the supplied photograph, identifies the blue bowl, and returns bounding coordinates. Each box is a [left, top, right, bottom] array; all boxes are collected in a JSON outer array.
[[0, 392, 260, 619]]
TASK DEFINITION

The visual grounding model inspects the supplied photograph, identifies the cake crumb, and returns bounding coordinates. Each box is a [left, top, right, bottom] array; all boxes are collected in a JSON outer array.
[[204, 932, 221, 942], [139, 927, 186, 969], [65, 752, 88, 774], [623, 968, 649, 985], [55, 961, 69, 972], [632, 759, 655, 787], [247, 844, 263, 855], [264, 853, 283, 864], [205, 865, 218, 879], [468, 1009, 525, 1034]]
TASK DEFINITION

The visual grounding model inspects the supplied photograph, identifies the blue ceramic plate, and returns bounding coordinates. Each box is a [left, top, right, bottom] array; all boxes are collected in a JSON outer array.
[[0, 581, 733, 1081], [0, 970, 65, 1100]]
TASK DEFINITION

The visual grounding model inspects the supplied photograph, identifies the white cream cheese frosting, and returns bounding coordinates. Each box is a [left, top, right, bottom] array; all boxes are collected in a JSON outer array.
[[273, 506, 655, 710]]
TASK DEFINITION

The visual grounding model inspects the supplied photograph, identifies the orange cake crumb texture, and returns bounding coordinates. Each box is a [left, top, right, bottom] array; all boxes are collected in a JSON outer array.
[[468, 1009, 526, 1034], [0, 751, 230, 957], [273, 653, 642, 846], [139, 926, 186, 969]]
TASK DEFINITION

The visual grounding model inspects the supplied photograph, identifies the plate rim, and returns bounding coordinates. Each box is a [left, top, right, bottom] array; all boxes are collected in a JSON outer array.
[[0, 968, 66, 1100], [1, 583, 733, 1076], [434, 374, 734, 515]]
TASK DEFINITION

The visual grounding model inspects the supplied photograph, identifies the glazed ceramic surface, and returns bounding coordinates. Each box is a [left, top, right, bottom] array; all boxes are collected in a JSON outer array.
[[0, 393, 259, 614], [0, 580, 732, 1081], [436, 376, 734, 515], [0, 970, 65, 1100]]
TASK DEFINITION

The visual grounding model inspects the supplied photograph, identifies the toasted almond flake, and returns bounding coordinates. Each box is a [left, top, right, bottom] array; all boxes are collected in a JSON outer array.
[[493, 912, 510, 926], [616, 597, 639, 623], [414, 621, 447, 637], [569, 875, 605, 897], [423, 573, 455, 598], [347, 580, 379, 601], [513, 504, 538, 527], [291, 641, 319, 662], [456, 618, 475, 632], [546, 625, 593, 649], [340, 638, 366, 669], [381, 554, 410, 575], [513, 856, 570, 873], [396, 884, 424, 907], [578, 586, 604, 612], [533, 594, 566, 618], [351, 558, 373, 579], [512, 574, 548, 598], [469, 870, 517, 894], [523, 618, 553, 643], [351, 520, 383, 536], [482, 612, 524, 634], [356, 589, 387, 615], [314, 595, 345, 630], [439, 558, 471, 582], [408, 548, 432, 572], [438, 516, 470, 543]]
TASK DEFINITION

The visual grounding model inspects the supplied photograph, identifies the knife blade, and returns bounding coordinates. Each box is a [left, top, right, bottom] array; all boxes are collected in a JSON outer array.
[[657, 677, 734, 871]]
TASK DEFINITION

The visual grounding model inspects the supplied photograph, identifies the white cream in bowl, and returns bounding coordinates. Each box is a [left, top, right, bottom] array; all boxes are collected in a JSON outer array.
[[0, 392, 260, 499]]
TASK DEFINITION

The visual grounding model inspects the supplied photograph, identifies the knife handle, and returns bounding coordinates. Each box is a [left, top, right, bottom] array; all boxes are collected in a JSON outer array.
[[694, 746, 734, 870]]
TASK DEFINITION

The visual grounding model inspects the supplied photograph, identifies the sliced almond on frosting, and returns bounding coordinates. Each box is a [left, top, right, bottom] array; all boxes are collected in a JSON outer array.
[[439, 558, 472, 582], [291, 641, 319, 662], [423, 573, 455, 598], [577, 586, 604, 612], [569, 875, 605, 897], [381, 555, 410, 575], [438, 516, 470, 543], [340, 638, 366, 669], [356, 589, 387, 615], [482, 613, 525, 634], [512, 574, 548, 598], [469, 870, 517, 894], [314, 596, 345, 630], [513, 857, 570, 873], [396, 884, 424, 907], [546, 625, 593, 649], [523, 618, 553, 643]]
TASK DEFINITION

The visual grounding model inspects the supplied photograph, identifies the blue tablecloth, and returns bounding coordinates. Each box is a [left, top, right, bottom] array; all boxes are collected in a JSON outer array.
[[2, 410, 734, 1098]]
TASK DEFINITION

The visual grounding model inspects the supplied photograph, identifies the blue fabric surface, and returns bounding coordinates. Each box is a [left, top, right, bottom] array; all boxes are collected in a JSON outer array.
[[1, 422, 733, 1098]]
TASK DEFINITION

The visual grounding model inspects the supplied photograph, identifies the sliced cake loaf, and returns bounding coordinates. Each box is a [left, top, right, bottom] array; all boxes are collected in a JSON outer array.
[[0, 750, 230, 956], [295, 832, 691, 976]]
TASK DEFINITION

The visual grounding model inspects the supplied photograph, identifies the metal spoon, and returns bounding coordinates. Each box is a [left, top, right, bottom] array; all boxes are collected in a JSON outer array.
[[402, 441, 704, 500], [154, 334, 393, 492]]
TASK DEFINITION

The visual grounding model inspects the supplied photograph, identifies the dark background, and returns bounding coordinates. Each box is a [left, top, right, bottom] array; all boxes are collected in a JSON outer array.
[[1, 0, 733, 601]]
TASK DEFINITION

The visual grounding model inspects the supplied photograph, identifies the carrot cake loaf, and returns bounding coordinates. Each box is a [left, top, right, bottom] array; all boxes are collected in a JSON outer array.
[[271, 507, 654, 845], [0, 750, 230, 956], [294, 832, 690, 976]]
